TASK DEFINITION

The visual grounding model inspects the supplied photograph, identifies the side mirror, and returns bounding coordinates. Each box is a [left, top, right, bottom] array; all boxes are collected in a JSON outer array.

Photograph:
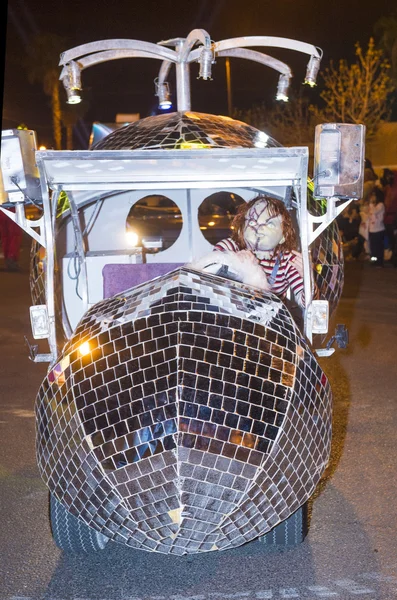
[[0, 129, 42, 204], [313, 123, 366, 199]]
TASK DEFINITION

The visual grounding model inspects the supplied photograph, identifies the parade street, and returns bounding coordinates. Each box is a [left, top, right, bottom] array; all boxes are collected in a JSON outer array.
[[1, 237, 397, 600]]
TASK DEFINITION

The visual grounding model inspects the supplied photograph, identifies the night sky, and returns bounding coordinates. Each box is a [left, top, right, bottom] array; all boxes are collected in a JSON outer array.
[[2, 0, 394, 148]]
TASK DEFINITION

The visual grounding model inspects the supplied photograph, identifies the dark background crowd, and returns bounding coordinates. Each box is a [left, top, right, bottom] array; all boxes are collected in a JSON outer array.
[[337, 160, 397, 268]]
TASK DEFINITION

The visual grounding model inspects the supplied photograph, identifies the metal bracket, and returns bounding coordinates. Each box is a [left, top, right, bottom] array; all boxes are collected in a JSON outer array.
[[24, 336, 52, 363], [308, 197, 352, 245], [327, 323, 349, 349], [315, 324, 348, 358], [0, 204, 46, 246]]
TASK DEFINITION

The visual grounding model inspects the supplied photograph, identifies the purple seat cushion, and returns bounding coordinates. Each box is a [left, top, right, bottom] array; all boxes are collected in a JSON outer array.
[[102, 263, 183, 298]]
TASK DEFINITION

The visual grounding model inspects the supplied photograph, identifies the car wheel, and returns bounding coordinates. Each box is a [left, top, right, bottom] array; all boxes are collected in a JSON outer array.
[[258, 502, 309, 546], [49, 493, 109, 553]]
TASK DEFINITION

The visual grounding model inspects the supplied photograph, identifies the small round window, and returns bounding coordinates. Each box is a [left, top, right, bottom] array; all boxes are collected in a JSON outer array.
[[126, 195, 182, 253], [198, 192, 245, 245]]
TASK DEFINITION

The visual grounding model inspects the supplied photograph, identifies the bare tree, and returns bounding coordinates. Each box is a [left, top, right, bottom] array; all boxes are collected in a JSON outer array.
[[313, 38, 395, 138], [234, 93, 318, 146], [375, 12, 397, 87]]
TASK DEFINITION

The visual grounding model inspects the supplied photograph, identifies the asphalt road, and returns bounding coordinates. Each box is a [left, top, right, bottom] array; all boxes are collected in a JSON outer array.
[[1, 236, 397, 600]]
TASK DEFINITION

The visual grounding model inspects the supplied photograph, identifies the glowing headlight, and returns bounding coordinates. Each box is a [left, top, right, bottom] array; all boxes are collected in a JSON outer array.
[[304, 55, 321, 87], [78, 341, 91, 356], [276, 73, 290, 102], [275, 92, 289, 102], [159, 99, 172, 110], [66, 89, 82, 104], [125, 230, 139, 247]]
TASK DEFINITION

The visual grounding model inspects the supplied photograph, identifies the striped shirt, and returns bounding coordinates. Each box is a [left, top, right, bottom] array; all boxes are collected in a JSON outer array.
[[214, 238, 305, 307]]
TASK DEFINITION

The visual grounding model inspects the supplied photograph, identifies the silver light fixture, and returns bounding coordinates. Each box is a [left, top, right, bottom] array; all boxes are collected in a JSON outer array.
[[65, 61, 82, 104], [304, 55, 321, 87], [198, 46, 214, 80], [276, 73, 290, 102], [66, 88, 82, 104], [155, 79, 172, 110]]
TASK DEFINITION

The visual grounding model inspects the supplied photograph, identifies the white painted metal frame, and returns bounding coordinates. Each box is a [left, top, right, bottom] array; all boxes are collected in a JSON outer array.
[[307, 197, 353, 245], [35, 146, 316, 363], [35, 148, 307, 191], [8, 144, 346, 362]]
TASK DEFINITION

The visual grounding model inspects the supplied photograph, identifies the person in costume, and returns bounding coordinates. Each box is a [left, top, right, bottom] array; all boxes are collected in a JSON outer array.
[[211, 195, 305, 308]]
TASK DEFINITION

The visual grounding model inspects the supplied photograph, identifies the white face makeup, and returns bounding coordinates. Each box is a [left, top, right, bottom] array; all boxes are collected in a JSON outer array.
[[243, 200, 285, 257]]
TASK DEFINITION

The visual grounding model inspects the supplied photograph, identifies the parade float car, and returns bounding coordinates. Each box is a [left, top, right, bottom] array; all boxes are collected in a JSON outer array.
[[0, 30, 365, 555]]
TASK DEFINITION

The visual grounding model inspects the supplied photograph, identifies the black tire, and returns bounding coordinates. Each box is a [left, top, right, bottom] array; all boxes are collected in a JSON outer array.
[[258, 502, 308, 546], [49, 493, 109, 553]]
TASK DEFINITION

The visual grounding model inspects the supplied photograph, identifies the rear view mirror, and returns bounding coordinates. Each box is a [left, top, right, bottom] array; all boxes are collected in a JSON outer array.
[[313, 123, 365, 199], [0, 129, 42, 204]]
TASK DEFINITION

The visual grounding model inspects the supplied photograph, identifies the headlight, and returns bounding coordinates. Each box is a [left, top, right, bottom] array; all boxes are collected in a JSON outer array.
[[125, 230, 139, 247], [78, 341, 91, 356]]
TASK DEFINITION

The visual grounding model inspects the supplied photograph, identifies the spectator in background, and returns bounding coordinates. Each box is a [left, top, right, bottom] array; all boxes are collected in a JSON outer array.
[[363, 158, 379, 203], [351, 197, 371, 260], [338, 202, 361, 260], [380, 169, 397, 263], [368, 187, 385, 268], [343, 202, 361, 241]]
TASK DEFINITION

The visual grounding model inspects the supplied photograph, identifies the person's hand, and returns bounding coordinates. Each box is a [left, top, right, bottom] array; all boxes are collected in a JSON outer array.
[[236, 250, 269, 290], [237, 249, 259, 265], [291, 250, 304, 277]]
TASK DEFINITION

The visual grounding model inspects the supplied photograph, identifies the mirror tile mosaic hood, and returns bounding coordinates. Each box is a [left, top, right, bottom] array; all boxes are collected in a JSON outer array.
[[36, 267, 332, 554]]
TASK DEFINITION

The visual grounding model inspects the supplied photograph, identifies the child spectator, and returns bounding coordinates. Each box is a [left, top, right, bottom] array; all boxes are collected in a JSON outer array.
[[363, 158, 378, 203], [368, 187, 385, 267], [380, 169, 397, 262]]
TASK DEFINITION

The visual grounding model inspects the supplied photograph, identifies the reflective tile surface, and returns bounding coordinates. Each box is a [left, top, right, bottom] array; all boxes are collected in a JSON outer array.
[[91, 111, 281, 151], [36, 267, 332, 554]]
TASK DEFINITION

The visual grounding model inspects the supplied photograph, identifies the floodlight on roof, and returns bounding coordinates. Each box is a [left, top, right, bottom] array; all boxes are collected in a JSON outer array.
[[304, 55, 321, 87], [66, 89, 82, 104], [276, 73, 290, 102], [155, 79, 172, 110], [65, 61, 82, 104], [198, 46, 214, 80]]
